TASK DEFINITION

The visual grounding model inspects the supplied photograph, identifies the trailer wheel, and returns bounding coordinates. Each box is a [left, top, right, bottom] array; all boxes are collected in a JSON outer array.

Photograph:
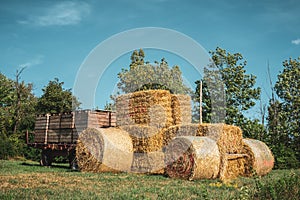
[[40, 149, 53, 166], [68, 149, 78, 170]]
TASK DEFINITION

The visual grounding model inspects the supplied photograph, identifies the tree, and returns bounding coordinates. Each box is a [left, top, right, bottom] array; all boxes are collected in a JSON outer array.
[[267, 57, 300, 168], [0, 73, 15, 134], [116, 49, 191, 94], [194, 47, 263, 138], [36, 78, 81, 114], [0, 71, 37, 159]]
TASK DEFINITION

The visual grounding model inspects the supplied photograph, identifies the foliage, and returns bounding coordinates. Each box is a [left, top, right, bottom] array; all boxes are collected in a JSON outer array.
[[0, 73, 81, 161], [0, 71, 37, 159], [194, 47, 262, 138], [117, 49, 191, 95], [104, 101, 115, 111], [0, 132, 16, 159], [267, 57, 300, 169], [252, 170, 300, 200], [36, 78, 81, 114]]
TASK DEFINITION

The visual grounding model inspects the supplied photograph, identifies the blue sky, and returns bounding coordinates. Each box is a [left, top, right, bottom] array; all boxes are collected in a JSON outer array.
[[0, 0, 299, 119]]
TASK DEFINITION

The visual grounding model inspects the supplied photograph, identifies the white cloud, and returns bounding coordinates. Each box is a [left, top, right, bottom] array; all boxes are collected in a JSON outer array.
[[19, 55, 44, 68], [18, 1, 90, 26], [291, 38, 300, 45]]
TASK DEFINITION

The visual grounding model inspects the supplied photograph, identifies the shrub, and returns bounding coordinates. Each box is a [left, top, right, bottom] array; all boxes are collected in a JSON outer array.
[[253, 171, 300, 200]]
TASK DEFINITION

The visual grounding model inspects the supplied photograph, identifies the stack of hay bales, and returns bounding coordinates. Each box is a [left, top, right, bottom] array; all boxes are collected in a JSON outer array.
[[75, 89, 274, 181], [76, 128, 133, 173], [116, 90, 174, 174], [165, 136, 220, 180], [242, 138, 274, 176]]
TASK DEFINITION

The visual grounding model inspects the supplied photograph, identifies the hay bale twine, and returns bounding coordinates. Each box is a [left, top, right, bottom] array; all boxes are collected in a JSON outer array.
[[116, 90, 173, 128], [171, 94, 192, 125], [165, 136, 220, 180], [76, 128, 133, 173], [242, 138, 274, 176]]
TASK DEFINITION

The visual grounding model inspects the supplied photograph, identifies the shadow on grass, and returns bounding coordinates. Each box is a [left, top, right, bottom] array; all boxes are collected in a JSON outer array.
[[21, 161, 71, 170]]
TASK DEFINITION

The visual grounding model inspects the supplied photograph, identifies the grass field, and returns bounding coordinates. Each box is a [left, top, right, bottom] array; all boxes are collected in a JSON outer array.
[[0, 159, 299, 200]]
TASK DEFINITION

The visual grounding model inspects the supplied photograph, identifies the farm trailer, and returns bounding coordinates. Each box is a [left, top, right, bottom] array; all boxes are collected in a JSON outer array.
[[26, 110, 116, 169]]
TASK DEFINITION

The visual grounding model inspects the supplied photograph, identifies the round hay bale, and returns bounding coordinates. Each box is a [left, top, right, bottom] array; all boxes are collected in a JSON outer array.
[[171, 94, 192, 125], [165, 136, 220, 180], [242, 138, 274, 176], [116, 90, 173, 128], [76, 128, 133, 173]]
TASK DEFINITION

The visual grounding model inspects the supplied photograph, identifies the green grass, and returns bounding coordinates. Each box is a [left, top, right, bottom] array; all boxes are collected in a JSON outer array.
[[0, 159, 299, 200]]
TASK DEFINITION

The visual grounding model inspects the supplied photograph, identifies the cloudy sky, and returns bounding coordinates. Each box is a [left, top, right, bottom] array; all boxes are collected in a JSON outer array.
[[0, 0, 299, 116]]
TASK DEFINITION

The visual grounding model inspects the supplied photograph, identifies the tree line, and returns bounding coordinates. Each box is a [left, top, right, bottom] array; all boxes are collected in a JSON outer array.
[[1, 48, 299, 169], [0, 75, 80, 160]]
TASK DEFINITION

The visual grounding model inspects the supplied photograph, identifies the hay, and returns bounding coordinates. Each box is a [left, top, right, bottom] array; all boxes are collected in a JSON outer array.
[[242, 138, 274, 176], [198, 123, 244, 180], [76, 128, 133, 173], [131, 151, 165, 174], [162, 124, 202, 146], [198, 123, 243, 154], [116, 90, 173, 128], [220, 154, 247, 180], [120, 125, 164, 152], [165, 136, 220, 180], [171, 94, 192, 125]]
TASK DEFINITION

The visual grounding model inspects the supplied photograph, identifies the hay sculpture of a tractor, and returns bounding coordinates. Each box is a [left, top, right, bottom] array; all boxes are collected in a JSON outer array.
[[76, 90, 274, 181]]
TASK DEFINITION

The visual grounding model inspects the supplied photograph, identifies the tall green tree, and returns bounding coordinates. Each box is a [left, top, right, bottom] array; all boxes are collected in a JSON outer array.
[[267, 57, 300, 168], [36, 78, 81, 114], [194, 47, 263, 138], [0, 71, 37, 159], [117, 49, 191, 94]]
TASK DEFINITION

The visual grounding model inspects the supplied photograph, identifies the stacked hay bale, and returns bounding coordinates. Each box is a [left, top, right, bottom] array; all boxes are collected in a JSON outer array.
[[76, 128, 133, 173], [171, 94, 192, 125], [121, 125, 163, 152], [198, 123, 245, 180], [121, 125, 165, 174], [116, 90, 173, 128], [242, 138, 274, 176], [116, 90, 174, 174], [165, 136, 220, 180]]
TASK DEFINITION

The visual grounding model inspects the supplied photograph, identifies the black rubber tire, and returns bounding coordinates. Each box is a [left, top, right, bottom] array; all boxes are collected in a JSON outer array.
[[40, 149, 53, 166], [68, 149, 78, 170]]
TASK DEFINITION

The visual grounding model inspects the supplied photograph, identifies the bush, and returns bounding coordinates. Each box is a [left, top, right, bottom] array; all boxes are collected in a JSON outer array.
[[253, 171, 300, 200], [0, 132, 17, 159]]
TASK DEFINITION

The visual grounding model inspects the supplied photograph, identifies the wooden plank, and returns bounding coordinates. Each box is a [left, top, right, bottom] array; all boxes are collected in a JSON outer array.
[[34, 131, 46, 143], [34, 114, 49, 130], [47, 130, 60, 143]]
